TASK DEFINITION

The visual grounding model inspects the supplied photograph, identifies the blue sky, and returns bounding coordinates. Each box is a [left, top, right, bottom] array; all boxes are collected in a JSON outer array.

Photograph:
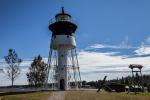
[[1, 0, 150, 86]]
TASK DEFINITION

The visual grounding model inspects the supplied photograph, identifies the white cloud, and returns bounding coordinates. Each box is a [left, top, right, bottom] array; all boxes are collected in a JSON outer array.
[[86, 36, 136, 50], [78, 51, 150, 70], [87, 44, 106, 49], [86, 43, 136, 50], [78, 50, 150, 80], [134, 36, 150, 55], [134, 46, 150, 56]]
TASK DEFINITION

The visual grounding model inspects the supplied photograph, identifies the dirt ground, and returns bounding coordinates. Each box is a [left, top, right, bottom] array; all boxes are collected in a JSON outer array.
[[48, 91, 66, 100]]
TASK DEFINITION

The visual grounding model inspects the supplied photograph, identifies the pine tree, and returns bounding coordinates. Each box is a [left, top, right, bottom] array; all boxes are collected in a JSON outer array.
[[26, 55, 47, 87]]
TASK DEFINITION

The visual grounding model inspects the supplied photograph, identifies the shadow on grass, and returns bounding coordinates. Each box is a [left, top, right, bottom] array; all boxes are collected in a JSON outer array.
[[0, 90, 51, 96]]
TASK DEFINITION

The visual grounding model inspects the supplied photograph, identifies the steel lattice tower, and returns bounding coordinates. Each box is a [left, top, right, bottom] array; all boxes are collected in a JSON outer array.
[[46, 7, 82, 90], [129, 64, 144, 94]]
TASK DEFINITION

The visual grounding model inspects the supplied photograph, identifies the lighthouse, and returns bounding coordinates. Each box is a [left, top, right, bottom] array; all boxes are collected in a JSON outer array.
[[47, 7, 81, 90]]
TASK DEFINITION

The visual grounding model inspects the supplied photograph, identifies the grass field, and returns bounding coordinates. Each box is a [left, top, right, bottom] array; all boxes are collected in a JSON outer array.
[[0, 91, 51, 100], [1, 91, 150, 100], [65, 91, 150, 100]]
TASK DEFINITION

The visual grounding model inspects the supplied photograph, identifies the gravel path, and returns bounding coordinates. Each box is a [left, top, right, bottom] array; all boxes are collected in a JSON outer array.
[[48, 91, 66, 100]]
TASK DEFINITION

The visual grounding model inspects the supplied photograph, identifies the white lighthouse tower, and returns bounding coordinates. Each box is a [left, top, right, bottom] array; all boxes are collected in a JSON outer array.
[[47, 7, 81, 90]]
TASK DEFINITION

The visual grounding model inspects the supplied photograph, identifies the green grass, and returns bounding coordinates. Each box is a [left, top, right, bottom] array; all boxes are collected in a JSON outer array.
[[0, 91, 51, 100], [65, 91, 150, 100], [1, 91, 150, 100]]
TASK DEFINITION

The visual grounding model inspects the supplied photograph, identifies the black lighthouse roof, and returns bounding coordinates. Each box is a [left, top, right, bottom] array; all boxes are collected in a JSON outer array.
[[49, 7, 77, 36], [55, 7, 71, 19]]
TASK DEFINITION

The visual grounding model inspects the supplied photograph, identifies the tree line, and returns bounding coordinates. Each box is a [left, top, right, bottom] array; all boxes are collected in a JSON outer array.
[[82, 75, 150, 88]]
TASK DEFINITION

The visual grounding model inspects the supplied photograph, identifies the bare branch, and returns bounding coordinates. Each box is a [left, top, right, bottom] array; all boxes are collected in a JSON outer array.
[[4, 49, 22, 87]]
